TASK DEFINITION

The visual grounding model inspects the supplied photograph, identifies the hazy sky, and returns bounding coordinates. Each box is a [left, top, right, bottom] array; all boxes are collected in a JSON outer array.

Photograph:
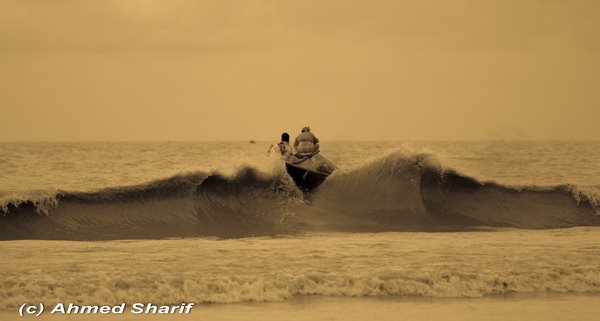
[[1, 0, 599, 141]]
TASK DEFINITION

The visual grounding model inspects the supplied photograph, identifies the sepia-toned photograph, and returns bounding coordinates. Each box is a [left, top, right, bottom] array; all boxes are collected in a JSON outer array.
[[1, 1, 599, 320]]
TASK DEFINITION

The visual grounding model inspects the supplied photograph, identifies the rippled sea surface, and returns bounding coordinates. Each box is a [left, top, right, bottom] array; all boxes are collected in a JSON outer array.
[[1, 141, 599, 320], [1, 141, 600, 192]]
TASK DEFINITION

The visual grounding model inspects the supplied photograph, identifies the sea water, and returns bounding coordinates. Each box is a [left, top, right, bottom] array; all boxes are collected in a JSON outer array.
[[0, 141, 599, 320]]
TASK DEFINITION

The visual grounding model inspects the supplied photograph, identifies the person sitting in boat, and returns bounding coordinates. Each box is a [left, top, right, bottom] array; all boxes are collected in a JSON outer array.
[[267, 132, 293, 161], [294, 127, 320, 156]]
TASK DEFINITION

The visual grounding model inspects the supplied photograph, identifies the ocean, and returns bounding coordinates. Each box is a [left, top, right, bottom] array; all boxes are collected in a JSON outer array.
[[1, 141, 599, 320]]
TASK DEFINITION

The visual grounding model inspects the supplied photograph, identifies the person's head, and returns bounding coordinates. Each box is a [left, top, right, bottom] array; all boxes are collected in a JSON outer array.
[[301, 126, 310, 133], [281, 132, 289, 142]]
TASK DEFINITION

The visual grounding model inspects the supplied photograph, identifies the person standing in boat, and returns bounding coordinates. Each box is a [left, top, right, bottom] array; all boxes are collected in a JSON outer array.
[[267, 132, 293, 161], [294, 127, 320, 154]]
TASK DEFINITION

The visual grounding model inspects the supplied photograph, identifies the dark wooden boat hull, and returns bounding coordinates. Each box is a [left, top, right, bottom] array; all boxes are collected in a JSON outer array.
[[285, 163, 329, 191]]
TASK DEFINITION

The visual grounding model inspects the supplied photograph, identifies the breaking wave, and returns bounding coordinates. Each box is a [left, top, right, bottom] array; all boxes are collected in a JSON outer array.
[[1, 151, 599, 240], [2, 262, 599, 309], [313, 153, 600, 231], [0, 168, 302, 240]]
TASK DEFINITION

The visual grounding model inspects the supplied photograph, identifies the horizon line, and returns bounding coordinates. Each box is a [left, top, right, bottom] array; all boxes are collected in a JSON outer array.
[[1, 139, 599, 143]]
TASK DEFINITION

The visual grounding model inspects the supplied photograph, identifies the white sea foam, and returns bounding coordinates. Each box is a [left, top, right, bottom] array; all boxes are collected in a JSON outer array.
[[571, 185, 600, 214], [0, 190, 59, 215], [1, 229, 599, 309]]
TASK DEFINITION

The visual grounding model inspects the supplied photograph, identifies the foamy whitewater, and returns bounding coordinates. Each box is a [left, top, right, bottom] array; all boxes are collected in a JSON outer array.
[[1, 141, 599, 319]]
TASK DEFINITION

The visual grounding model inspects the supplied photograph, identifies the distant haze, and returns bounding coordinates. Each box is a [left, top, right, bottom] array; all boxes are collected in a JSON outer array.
[[1, 0, 599, 141]]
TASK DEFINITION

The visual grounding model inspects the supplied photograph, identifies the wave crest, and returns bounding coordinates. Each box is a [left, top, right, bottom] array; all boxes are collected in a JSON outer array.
[[1, 151, 599, 240], [0, 167, 301, 240]]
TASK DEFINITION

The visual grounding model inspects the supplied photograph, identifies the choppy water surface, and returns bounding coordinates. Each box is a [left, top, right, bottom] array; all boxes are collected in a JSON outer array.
[[0, 141, 599, 312], [2, 141, 600, 191], [1, 228, 599, 309]]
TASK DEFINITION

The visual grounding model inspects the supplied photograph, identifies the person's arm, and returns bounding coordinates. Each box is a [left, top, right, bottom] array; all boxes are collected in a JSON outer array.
[[312, 133, 319, 144]]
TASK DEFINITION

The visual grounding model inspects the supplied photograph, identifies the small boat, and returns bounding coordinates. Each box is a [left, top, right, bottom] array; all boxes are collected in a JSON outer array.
[[285, 152, 337, 190]]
